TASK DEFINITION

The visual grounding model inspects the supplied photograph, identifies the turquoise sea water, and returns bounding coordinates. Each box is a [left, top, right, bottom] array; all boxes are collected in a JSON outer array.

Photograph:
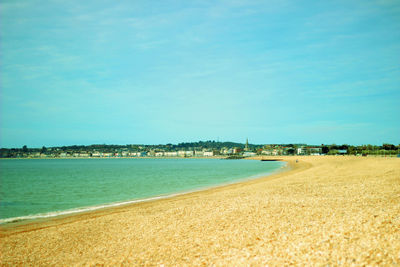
[[0, 158, 284, 223]]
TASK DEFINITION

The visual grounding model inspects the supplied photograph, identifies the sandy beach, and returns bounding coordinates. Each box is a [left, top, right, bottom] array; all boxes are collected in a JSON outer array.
[[1, 156, 399, 266]]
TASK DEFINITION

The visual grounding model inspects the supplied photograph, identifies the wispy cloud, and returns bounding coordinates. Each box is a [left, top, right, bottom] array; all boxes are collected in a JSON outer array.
[[1, 0, 399, 146]]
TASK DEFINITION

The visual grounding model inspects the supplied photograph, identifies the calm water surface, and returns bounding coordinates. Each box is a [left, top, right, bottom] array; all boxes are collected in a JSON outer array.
[[0, 158, 284, 222]]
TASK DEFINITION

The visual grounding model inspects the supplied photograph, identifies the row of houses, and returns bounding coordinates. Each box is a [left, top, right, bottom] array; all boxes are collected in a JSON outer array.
[[11, 145, 338, 158], [260, 146, 324, 156], [23, 148, 324, 158], [33, 150, 221, 158], [26, 148, 256, 158]]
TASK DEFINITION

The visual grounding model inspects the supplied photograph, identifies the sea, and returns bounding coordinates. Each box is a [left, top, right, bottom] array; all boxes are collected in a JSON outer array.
[[0, 158, 285, 223]]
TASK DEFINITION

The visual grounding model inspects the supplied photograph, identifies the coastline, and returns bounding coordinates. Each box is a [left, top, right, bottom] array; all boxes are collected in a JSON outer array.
[[1, 156, 399, 265], [0, 158, 286, 227], [0, 158, 293, 234]]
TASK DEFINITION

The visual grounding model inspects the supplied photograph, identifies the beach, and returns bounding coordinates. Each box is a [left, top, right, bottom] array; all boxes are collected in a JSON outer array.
[[1, 156, 399, 266]]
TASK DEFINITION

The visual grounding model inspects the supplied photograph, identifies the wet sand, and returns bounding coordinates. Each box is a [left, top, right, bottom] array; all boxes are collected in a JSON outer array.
[[1, 156, 399, 266]]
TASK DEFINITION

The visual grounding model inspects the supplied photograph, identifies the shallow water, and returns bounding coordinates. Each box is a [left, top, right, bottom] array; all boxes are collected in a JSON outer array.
[[0, 158, 284, 222]]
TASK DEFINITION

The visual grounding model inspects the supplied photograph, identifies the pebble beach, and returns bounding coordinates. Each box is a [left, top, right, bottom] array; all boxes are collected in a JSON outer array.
[[1, 156, 399, 266]]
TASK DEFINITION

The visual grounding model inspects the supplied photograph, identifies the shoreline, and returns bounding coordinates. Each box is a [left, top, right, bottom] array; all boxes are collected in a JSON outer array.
[[0, 159, 287, 226], [1, 156, 399, 265], [0, 157, 294, 234]]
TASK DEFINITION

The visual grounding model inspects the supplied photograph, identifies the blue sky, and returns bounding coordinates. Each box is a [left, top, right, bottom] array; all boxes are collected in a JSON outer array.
[[1, 0, 399, 147]]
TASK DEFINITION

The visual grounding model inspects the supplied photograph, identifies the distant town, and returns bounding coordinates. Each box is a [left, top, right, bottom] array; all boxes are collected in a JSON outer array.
[[1, 140, 399, 158]]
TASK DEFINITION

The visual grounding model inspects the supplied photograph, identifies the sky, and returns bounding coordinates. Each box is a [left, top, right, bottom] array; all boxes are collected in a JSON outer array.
[[1, 0, 399, 148]]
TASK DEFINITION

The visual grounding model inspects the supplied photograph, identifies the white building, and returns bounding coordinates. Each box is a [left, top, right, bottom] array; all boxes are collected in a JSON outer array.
[[297, 147, 305, 155], [194, 151, 204, 157], [177, 151, 194, 157], [261, 150, 273, 155], [243, 151, 256, 157], [165, 151, 178, 157]]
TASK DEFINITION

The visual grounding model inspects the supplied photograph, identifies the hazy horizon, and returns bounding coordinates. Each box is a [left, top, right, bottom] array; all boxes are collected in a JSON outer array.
[[1, 0, 399, 148]]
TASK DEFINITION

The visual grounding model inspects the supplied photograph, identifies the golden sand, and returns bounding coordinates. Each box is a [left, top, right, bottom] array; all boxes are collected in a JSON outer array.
[[1, 156, 399, 266]]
